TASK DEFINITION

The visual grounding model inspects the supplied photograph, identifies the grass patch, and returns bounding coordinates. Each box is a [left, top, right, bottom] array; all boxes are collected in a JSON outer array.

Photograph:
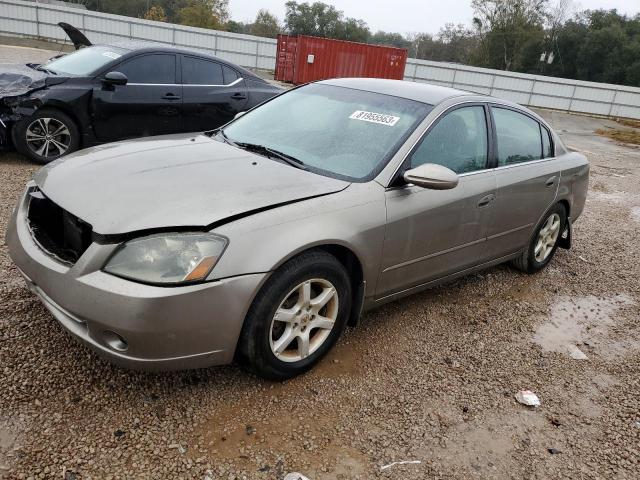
[[616, 118, 640, 129], [596, 127, 640, 145]]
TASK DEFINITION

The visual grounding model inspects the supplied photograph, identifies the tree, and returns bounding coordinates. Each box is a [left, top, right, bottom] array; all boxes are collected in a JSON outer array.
[[334, 17, 370, 42], [472, 0, 548, 70], [370, 31, 411, 50], [176, 0, 229, 29], [226, 20, 251, 34], [250, 9, 281, 38], [284, 1, 370, 42], [284, 1, 342, 37], [143, 5, 168, 22]]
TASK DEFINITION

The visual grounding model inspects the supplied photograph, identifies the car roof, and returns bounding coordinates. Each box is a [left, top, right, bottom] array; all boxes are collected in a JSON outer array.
[[100, 40, 263, 80], [320, 77, 474, 105]]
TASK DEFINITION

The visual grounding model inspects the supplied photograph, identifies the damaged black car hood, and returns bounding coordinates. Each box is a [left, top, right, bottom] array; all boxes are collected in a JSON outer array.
[[0, 64, 50, 98], [33, 133, 350, 235]]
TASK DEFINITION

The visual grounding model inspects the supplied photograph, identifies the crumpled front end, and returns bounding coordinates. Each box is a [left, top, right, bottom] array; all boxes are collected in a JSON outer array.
[[0, 64, 49, 149]]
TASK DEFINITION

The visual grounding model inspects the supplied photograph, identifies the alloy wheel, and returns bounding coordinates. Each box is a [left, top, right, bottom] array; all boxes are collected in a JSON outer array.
[[25, 117, 71, 159], [269, 278, 339, 363], [534, 213, 561, 262]]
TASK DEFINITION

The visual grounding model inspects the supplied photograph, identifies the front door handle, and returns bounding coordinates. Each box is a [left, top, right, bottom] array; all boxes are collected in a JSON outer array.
[[477, 193, 495, 208], [162, 93, 181, 100], [231, 92, 247, 100], [545, 176, 557, 187]]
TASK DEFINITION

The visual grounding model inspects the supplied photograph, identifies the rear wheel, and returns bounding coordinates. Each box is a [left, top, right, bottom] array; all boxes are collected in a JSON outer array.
[[14, 109, 80, 164], [237, 251, 352, 380], [511, 203, 567, 273]]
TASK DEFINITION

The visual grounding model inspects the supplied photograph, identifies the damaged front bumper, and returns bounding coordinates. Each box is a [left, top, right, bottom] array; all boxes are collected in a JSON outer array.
[[0, 111, 19, 149]]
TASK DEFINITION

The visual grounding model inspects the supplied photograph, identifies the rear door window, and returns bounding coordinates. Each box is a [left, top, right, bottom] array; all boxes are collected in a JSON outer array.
[[117, 54, 176, 84], [182, 56, 224, 85], [492, 107, 543, 166]]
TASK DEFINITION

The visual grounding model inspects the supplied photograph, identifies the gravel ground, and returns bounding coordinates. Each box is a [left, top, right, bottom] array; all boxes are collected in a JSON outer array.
[[1, 45, 639, 480]]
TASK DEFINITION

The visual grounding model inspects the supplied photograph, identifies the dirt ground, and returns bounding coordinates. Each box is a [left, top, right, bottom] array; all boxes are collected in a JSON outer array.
[[1, 45, 639, 479]]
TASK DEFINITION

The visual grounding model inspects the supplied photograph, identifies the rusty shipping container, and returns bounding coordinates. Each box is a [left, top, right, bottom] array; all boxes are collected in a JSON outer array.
[[275, 34, 408, 85]]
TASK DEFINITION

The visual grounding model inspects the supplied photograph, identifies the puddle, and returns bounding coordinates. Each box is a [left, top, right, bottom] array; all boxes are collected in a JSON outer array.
[[195, 385, 369, 478], [532, 294, 637, 359]]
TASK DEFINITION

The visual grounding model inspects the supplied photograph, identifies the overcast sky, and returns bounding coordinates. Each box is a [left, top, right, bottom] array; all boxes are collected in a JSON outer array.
[[229, 0, 640, 34]]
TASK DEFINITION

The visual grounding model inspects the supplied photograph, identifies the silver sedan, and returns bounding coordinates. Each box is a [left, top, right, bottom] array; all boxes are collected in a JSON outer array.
[[6, 78, 589, 379]]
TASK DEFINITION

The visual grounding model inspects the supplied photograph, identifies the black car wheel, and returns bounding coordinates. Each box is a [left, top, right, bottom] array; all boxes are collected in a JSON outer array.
[[14, 109, 80, 164], [237, 250, 352, 380], [511, 203, 567, 273]]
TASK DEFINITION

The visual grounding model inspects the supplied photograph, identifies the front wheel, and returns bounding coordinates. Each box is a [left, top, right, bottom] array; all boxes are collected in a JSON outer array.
[[511, 203, 567, 273], [14, 109, 80, 164], [237, 251, 352, 380]]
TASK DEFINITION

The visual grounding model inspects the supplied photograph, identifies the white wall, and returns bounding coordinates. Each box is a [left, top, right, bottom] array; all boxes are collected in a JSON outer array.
[[2, 0, 640, 119]]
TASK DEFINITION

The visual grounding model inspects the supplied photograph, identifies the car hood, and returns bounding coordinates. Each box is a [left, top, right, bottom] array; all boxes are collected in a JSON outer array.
[[33, 133, 350, 235], [0, 64, 49, 97]]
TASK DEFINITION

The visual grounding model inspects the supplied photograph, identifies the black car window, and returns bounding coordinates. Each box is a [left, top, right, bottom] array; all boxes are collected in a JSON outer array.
[[493, 107, 543, 166], [541, 124, 554, 158], [223, 65, 239, 85], [117, 54, 176, 84], [183, 56, 224, 85], [410, 105, 488, 174]]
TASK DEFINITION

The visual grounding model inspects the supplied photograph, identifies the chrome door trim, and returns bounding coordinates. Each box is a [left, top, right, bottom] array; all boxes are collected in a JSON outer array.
[[127, 78, 244, 88], [382, 237, 487, 273], [487, 223, 534, 240], [375, 252, 518, 304]]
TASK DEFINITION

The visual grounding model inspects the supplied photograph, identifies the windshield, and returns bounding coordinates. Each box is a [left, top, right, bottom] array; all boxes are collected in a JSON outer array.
[[223, 83, 432, 181], [44, 46, 128, 76]]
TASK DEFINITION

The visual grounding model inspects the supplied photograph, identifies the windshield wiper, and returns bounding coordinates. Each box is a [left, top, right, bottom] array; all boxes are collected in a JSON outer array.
[[206, 128, 237, 146], [35, 65, 57, 75], [235, 142, 307, 170]]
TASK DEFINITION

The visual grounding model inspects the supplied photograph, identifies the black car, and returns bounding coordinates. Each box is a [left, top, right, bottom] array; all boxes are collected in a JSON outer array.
[[0, 25, 281, 164]]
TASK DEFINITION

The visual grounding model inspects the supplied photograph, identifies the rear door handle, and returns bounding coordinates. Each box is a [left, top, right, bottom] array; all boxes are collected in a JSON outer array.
[[231, 92, 247, 100], [477, 194, 495, 208], [545, 176, 557, 187], [162, 93, 181, 100]]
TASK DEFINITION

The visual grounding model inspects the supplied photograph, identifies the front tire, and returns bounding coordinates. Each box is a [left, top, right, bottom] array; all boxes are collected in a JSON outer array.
[[237, 250, 352, 380], [511, 203, 567, 273], [14, 109, 80, 164]]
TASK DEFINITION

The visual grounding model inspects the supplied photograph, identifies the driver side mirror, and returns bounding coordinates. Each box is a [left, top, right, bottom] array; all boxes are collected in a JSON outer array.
[[102, 71, 128, 86], [403, 163, 459, 190]]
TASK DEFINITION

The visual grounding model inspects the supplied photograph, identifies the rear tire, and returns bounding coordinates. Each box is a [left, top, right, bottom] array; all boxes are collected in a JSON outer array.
[[511, 203, 567, 273], [14, 109, 80, 164], [237, 250, 352, 380]]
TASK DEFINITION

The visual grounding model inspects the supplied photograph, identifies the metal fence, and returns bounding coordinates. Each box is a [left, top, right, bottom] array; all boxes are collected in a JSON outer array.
[[404, 58, 640, 120], [0, 0, 277, 70], [2, 0, 640, 119]]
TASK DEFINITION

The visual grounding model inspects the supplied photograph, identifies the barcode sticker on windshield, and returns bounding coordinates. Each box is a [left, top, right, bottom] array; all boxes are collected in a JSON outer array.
[[350, 110, 400, 126], [102, 51, 122, 60]]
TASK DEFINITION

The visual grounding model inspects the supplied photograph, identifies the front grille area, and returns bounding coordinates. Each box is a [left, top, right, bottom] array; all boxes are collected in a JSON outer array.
[[27, 188, 93, 265]]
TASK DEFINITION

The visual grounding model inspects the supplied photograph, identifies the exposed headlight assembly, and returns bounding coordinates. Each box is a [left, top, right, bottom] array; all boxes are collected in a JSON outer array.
[[103, 233, 227, 285]]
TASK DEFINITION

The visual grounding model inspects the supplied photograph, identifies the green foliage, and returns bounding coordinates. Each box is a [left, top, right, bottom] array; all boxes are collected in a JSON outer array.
[[143, 5, 167, 22], [251, 9, 281, 38], [370, 31, 411, 49], [284, 1, 369, 42], [176, 0, 229, 29]]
